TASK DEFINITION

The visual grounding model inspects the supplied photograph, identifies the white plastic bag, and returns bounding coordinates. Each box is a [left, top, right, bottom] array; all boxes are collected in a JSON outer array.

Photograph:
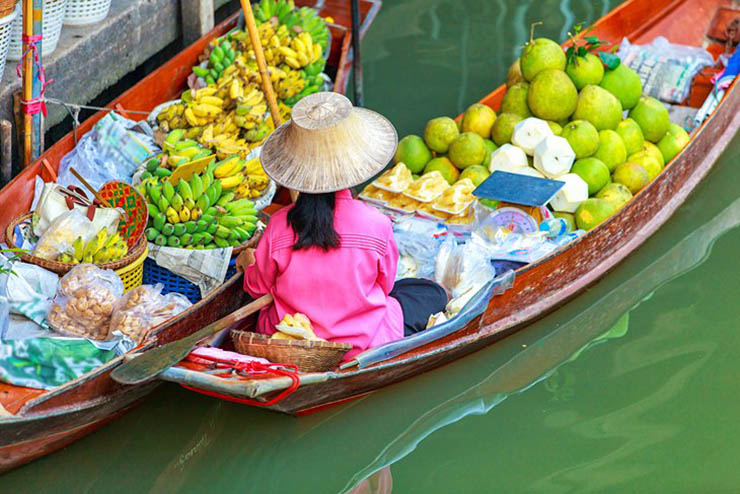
[[48, 264, 124, 340], [618, 36, 714, 103], [393, 216, 447, 280], [110, 285, 191, 343], [33, 209, 99, 262], [33, 182, 122, 238], [434, 236, 495, 299], [57, 112, 160, 191]]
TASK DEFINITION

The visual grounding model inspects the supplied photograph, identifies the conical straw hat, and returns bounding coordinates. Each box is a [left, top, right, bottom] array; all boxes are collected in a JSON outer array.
[[260, 92, 398, 193]]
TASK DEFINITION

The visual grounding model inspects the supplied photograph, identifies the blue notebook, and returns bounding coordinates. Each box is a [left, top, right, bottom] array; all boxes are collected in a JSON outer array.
[[473, 171, 565, 207]]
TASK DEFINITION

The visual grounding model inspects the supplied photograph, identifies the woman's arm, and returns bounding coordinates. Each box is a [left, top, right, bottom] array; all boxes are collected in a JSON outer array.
[[242, 224, 278, 298]]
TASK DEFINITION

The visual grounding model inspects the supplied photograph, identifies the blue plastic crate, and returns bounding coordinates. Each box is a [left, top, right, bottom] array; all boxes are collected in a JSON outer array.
[[142, 257, 237, 304]]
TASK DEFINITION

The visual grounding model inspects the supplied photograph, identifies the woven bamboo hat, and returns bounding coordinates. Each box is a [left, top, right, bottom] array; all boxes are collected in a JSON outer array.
[[260, 92, 398, 193]]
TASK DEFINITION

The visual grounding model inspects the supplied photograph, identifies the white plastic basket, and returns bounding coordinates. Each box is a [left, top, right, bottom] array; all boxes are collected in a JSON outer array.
[[64, 0, 110, 26], [7, 0, 68, 61], [0, 4, 18, 83]]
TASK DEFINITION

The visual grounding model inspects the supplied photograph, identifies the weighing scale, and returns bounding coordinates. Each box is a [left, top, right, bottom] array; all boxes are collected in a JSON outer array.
[[473, 171, 565, 234]]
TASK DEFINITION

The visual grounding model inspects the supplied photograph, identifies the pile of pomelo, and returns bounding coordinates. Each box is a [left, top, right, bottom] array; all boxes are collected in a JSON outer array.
[[393, 27, 691, 232]]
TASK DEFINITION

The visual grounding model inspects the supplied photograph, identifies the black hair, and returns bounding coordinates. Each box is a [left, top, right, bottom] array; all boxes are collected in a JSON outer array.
[[287, 192, 340, 251]]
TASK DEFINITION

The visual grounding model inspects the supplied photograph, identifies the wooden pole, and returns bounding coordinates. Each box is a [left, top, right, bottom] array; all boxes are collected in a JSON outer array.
[[350, 0, 364, 106], [21, 0, 43, 168], [0, 120, 12, 186], [238, 0, 299, 201], [238, 0, 282, 130]]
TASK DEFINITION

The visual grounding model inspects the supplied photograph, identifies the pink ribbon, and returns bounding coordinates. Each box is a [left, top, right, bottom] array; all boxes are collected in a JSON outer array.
[[15, 34, 54, 117]]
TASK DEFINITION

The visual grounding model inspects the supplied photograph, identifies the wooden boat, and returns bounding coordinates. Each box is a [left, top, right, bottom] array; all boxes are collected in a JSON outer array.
[[156, 0, 740, 413], [7, 192, 735, 490], [0, 0, 381, 472]]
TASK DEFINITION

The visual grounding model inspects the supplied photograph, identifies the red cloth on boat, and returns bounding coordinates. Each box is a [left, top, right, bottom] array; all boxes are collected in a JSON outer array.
[[243, 189, 403, 360]]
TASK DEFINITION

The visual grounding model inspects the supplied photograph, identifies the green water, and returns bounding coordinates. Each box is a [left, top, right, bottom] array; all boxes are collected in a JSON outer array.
[[3, 0, 740, 491]]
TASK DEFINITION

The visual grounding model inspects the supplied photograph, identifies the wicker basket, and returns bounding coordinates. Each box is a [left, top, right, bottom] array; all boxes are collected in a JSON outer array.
[[0, 3, 17, 83], [0, 0, 16, 18], [63, 0, 111, 26], [7, 0, 68, 61], [115, 243, 147, 293], [231, 331, 352, 372], [5, 212, 148, 275]]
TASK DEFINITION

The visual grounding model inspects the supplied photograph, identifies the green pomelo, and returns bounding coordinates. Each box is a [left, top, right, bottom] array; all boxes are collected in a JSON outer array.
[[506, 58, 525, 88], [552, 211, 576, 232], [595, 182, 633, 210], [594, 130, 627, 172], [459, 165, 490, 186], [546, 121, 562, 136], [424, 117, 460, 153], [575, 198, 617, 230], [394, 135, 432, 173], [628, 96, 670, 143], [638, 141, 665, 167], [423, 157, 460, 185], [448, 132, 486, 169], [657, 122, 690, 163], [482, 139, 498, 167], [462, 103, 497, 138], [491, 113, 523, 146], [572, 84, 623, 130], [612, 161, 649, 194], [561, 120, 600, 159], [627, 152, 662, 181], [520, 38, 566, 81], [571, 157, 611, 195], [615, 118, 645, 155], [599, 64, 642, 110], [500, 82, 532, 118], [566, 53, 604, 90], [527, 69, 578, 121]]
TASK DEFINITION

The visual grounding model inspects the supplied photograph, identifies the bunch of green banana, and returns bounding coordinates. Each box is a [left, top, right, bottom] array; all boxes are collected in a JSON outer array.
[[192, 38, 238, 86], [144, 161, 261, 249], [58, 229, 129, 265]]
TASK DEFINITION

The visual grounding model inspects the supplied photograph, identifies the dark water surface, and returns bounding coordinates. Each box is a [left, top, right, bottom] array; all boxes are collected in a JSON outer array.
[[3, 0, 740, 492]]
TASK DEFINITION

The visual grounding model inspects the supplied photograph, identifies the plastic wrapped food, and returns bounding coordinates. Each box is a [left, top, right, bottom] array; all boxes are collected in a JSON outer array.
[[432, 178, 476, 215], [402, 171, 450, 202], [373, 163, 413, 192], [385, 194, 422, 213], [110, 285, 191, 343], [33, 209, 98, 262], [48, 264, 125, 340], [358, 184, 397, 205], [274, 313, 324, 341], [393, 216, 448, 279], [434, 236, 495, 300]]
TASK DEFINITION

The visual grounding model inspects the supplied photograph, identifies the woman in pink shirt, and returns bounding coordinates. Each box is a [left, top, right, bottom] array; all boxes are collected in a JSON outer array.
[[235, 93, 447, 361]]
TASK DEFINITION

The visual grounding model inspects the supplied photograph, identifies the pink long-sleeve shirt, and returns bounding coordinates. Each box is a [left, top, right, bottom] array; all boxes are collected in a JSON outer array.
[[243, 189, 403, 360]]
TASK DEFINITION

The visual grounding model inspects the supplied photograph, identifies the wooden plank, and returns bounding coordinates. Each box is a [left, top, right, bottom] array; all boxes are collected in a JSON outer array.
[[181, 0, 215, 46]]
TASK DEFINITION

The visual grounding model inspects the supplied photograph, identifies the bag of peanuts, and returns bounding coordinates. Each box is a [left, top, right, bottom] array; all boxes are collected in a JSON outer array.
[[110, 285, 191, 343], [48, 264, 124, 340]]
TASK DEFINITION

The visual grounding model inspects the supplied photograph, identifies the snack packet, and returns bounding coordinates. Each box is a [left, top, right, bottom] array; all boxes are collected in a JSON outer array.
[[110, 285, 191, 343], [48, 264, 124, 340]]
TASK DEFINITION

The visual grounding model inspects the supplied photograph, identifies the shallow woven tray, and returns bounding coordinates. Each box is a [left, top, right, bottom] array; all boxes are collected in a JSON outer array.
[[231, 330, 352, 373], [231, 211, 269, 255], [6, 212, 148, 275]]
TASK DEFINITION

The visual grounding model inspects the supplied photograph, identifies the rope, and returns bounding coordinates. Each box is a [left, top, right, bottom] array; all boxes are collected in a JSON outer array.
[[42, 98, 152, 115], [16, 34, 53, 117], [183, 354, 301, 407]]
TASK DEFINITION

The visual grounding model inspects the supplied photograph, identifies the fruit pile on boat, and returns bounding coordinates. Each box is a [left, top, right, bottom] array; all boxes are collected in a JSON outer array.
[[155, 0, 331, 155], [373, 24, 690, 232]]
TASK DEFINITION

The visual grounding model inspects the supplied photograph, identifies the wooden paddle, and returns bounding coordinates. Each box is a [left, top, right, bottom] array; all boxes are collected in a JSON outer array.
[[111, 294, 274, 385]]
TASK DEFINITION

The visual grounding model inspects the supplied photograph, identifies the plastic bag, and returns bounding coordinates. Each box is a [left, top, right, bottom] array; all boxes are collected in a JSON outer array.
[[110, 284, 191, 343], [0, 254, 58, 330], [618, 36, 714, 104], [57, 112, 159, 191], [393, 216, 448, 280], [32, 182, 122, 238], [434, 236, 495, 301], [33, 209, 98, 262], [48, 264, 124, 340]]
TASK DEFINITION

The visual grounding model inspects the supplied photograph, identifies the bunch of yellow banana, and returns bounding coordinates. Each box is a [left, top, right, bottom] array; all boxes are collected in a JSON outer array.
[[280, 32, 322, 69], [274, 69, 306, 100], [58, 230, 128, 265]]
